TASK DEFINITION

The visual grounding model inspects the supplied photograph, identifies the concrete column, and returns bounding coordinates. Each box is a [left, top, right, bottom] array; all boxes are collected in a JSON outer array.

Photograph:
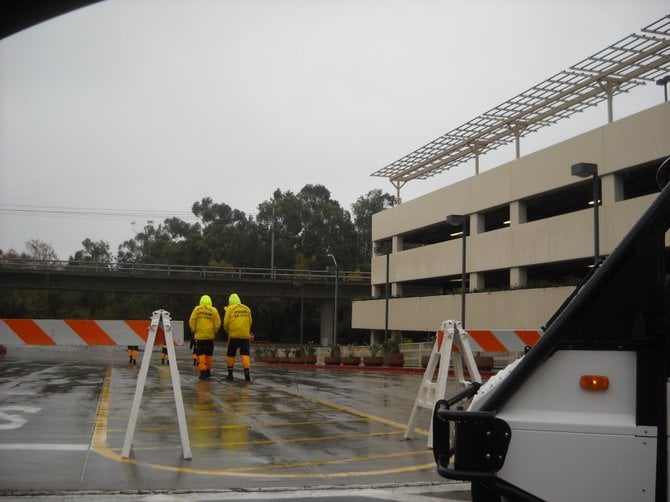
[[602, 173, 621, 204], [472, 212, 485, 235], [372, 284, 382, 299], [510, 266, 527, 288], [391, 235, 403, 297], [470, 272, 484, 291], [320, 299, 334, 347], [510, 200, 526, 225]]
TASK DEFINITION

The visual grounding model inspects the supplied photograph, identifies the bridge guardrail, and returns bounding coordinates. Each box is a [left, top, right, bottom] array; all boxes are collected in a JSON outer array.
[[0, 259, 370, 284]]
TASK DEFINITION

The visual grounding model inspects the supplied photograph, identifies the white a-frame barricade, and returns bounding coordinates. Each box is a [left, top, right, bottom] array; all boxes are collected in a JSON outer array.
[[404, 320, 482, 448], [122, 309, 192, 460]]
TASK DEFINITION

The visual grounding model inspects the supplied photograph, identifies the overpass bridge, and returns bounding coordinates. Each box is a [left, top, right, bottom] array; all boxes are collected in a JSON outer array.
[[0, 260, 372, 345], [0, 260, 370, 298]]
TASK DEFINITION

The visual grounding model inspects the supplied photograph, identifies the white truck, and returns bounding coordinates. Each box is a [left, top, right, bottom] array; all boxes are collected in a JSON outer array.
[[432, 161, 670, 501]]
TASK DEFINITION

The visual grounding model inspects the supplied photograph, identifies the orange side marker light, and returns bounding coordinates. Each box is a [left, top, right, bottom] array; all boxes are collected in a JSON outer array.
[[580, 375, 609, 391]]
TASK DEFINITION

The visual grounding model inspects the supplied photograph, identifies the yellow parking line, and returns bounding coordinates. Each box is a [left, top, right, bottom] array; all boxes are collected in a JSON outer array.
[[114, 429, 407, 450], [108, 407, 340, 424], [106, 416, 374, 433]]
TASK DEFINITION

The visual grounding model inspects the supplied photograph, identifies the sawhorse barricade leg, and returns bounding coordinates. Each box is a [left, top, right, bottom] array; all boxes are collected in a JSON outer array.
[[404, 320, 482, 448], [122, 309, 191, 460]]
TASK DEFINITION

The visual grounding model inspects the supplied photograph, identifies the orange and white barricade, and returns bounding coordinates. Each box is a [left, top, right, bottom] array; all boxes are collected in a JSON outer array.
[[405, 321, 542, 448], [0, 319, 184, 346]]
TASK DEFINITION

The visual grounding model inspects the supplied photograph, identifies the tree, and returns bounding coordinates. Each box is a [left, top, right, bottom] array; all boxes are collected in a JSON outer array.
[[117, 220, 178, 264], [297, 184, 357, 269], [69, 238, 113, 263], [351, 189, 395, 268], [193, 197, 265, 267], [257, 185, 359, 271], [256, 189, 306, 270], [192, 197, 234, 225], [25, 239, 58, 261]]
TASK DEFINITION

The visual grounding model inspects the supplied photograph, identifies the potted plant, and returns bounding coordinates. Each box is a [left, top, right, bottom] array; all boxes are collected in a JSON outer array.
[[304, 342, 317, 364], [362, 342, 384, 366], [386, 333, 405, 367], [324, 344, 341, 365], [291, 346, 305, 363], [340, 342, 361, 366], [254, 345, 267, 362], [279, 346, 292, 363], [266, 346, 279, 363]]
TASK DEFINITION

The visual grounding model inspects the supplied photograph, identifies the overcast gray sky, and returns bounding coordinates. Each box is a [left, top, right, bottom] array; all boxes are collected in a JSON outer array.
[[1, 0, 668, 260]]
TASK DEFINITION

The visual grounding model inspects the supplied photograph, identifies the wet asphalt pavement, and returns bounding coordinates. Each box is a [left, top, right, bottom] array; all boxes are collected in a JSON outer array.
[[0, 345, 471, 501]]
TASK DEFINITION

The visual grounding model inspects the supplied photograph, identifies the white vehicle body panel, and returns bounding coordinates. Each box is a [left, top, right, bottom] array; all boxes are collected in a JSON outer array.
[[488, 351, 656, 501]]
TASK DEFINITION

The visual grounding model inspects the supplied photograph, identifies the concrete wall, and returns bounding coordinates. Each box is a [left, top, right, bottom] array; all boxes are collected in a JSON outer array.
[[352, 287, 574, 332]]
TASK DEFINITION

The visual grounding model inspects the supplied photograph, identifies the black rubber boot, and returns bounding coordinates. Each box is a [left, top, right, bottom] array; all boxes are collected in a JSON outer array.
[[244, 369, 251, 382], [226, 369, 234, 381]]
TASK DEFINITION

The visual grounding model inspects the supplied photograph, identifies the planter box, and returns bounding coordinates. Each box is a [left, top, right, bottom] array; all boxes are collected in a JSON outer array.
[[340, 356, 361, 366], [421, 355, 439, 368], [475, 355, 495, 370], [362, 356, 384, 366], [388, 353, 404, 367], [324, 356, 341, 365]]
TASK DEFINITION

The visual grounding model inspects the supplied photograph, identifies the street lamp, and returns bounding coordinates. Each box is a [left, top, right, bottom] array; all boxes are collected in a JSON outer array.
[[446, 214, 467, 327], [293, 281, 304, 353], [375, 244, 391, 348], [327, 253, 338, 347], [571, 162, 600, 265], [270, 202, 276, 279], [656, 75, 670, 102]]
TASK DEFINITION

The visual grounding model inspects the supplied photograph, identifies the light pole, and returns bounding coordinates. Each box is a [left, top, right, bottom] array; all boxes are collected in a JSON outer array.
[[446, 214, 467, 327], [571, 162, 600, 264], [270, 202, 276, 279], [293, 281, 304, 353], [327, 253, 338, 347], [657, 75, 670, 102]]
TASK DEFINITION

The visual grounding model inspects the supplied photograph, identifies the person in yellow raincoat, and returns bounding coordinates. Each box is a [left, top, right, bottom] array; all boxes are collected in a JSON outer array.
[[223, 293, 253, 382], [188, 294, 221, 380]]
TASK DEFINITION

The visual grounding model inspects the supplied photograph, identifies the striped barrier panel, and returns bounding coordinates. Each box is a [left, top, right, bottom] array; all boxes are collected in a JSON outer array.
[[437, 328, 542, 352], [467, 329, 542, 352], [0, 319, 184, 346]]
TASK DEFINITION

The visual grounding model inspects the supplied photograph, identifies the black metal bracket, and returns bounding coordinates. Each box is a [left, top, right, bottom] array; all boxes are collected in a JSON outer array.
[[433, 398, 512, 481]]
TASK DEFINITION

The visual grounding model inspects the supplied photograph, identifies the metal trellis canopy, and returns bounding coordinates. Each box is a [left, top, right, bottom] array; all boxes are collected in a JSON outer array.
[[372, 15, 670, 198]]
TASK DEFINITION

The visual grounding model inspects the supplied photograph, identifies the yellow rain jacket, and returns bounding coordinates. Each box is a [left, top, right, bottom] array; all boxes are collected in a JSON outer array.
[[189, 295, 221, 341], [223, 293, 252, 340]]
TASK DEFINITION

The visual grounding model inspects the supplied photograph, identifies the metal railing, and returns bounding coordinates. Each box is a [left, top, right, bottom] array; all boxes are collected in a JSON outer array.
[[0, 259, 371, 284]]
